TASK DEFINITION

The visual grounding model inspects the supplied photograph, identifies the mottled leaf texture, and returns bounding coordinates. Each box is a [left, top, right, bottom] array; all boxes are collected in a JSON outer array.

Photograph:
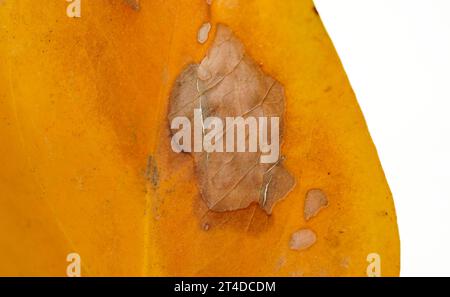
[[168, 25, 295, 214]]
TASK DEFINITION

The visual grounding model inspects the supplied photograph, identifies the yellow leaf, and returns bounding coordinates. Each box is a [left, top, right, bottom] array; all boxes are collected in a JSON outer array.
[[0, 0, 400, 276]]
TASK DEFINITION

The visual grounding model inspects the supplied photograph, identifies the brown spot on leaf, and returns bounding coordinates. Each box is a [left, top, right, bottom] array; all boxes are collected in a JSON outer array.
[[197, 22, 211, 44], [289, 229, 317, 251], [304, 188, 328, 220], [124, 0, 140, 11], [168, 24, 295, 214]]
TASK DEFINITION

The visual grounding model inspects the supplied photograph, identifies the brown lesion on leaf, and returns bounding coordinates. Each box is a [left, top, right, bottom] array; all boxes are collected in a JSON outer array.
[[168, 24, 295, 215], [124, 0, 140, 11], [197, 22, 212, 44], [304, 188, 328, 221], [289, 228, 317, 251]]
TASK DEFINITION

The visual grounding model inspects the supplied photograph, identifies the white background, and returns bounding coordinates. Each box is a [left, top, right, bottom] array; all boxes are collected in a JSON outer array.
[[314, 0, 450, 276]]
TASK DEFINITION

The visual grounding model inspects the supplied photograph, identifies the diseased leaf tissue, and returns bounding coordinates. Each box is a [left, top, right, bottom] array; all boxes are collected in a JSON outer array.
[[168, 25, 295, 214]]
